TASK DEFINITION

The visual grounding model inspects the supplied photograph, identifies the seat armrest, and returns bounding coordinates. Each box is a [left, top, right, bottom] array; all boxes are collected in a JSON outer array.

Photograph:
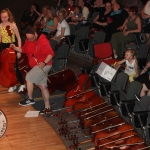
[[109, 90, 120, 94], [133, 110, 150, 114], [57, 57, 68, 60], [120, 99, 137, 103], [79, 38, 89, 42], [100, 82, 111, 86]]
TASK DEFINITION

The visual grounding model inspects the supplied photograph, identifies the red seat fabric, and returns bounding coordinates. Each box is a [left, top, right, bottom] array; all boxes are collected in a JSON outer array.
[[93, 42, 119, 65]]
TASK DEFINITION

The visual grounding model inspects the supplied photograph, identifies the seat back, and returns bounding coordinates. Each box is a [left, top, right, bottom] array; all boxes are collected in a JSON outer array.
[[49, 39, 57, 51], [126, 81, 142, 100], [94, 42, 113, 59], [111, 72, 129, 91], [137, 44, 149, 58], [69, 24, 76, 35], [52, 43, 69, 71], [93, 31, 106, 44], [76, 26, 89, 40], [74, 26, 89, 53], [88, 31, 106, 58]]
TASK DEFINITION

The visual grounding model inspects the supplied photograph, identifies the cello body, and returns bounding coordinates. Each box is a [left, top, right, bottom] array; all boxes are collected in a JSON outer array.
[[65, 73, 91, 99], [0, 48, 16, 87], [47, 69, 76, 94]]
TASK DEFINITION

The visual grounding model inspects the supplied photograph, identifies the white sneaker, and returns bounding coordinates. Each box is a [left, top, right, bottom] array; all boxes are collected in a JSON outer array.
[[8, 86, 17, 92], [18, 85, 26, 93]]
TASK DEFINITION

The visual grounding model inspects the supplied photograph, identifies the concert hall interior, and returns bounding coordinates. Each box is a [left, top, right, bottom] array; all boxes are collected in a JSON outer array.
[[1, 0, 150, 150]]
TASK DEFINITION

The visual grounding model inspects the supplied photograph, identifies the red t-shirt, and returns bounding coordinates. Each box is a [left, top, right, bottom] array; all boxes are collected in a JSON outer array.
[[22, 34, 54, 68], [66, 6, 75, 17]]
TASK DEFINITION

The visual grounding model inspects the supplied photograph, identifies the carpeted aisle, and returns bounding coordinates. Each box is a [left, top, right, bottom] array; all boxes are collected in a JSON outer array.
[[32, 90, 95, 150]]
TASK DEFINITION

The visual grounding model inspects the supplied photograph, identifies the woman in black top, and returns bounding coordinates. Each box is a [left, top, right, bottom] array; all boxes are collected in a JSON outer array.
[[91, 1, 112, 31]]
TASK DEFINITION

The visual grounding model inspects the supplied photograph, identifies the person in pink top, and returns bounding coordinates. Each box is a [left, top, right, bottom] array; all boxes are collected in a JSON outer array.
[[10, 25, 54, 115]]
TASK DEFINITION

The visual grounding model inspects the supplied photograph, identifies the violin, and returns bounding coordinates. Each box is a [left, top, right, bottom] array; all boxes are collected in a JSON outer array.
[[93, 123, 134, 146], [73, 95, 104, 116], [97, 131, 138, 150], [65, 73, 91, 99], [60, 110, 119, 138], [64, 90, 96, 112], [0, 48, 17, 87], [98, 133, 145, 150]]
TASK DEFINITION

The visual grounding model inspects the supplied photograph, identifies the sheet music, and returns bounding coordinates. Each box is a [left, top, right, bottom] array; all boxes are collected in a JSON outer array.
[[24, 110, 40, 118]]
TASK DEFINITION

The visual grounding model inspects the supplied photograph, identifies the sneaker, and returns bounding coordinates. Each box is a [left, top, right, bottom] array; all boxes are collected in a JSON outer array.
[[18, 85, 26, 93], [19, 96, 35, 106], [135, 94, 141, 101], [8, 86, 17, 92], [39, 108, 52, 115]]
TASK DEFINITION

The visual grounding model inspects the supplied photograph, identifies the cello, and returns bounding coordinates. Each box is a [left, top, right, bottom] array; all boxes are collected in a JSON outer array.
[[0, 48, 16, 87], [0, 25, 17, 88]]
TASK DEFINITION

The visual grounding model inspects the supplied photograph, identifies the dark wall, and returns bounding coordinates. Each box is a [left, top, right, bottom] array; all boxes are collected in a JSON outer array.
[[0, 0, 57, 27]]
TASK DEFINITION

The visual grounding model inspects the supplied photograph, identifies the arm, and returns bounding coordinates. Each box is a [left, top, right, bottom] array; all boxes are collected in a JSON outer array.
[[118, 59, 126, 65], [141, 0, 150, 19], [93, 14, 99, 23], [45, 17, 58, 31], [12, 23, 22, 59], [82, 7, 89, 21], [56, 27, 65, 39], [34, 9, 41, 17], [39, 54, 54, 68], [10, 44, 22, 53], [140, 62, 150, 74], [12, 23, 21, 47], [118, 18, 128, 31], [134, 61, 139, 77]]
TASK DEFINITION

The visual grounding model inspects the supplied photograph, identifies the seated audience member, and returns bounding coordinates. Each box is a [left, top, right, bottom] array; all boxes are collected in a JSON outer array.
[[68, 6, 83, 29], [66, 0, 75, 20], [125, 0, 143, 14], [141, 0, 150, 46], [135, 61, 150, 98], [91, 1, 112, 31], [78, 0, 89, 24], [41, 7, 58, 36], [34, 6, 49, 32], [104, 1, 128, 42], [110, 6, 141, 58], [56, 0, 68, 11], [51, 8, 70, 42], [118, 49, 139, 82], [20, 4, 39, 31]]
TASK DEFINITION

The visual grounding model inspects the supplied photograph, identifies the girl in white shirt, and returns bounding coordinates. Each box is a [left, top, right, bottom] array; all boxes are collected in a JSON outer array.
[[118, 49, 139, 82]]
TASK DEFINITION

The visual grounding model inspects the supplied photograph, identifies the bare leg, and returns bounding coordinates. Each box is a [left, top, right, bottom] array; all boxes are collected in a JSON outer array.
[[39, 83, 50, 109], [146, 37, 150, 46], [140, 84, 148, 97], [145, 33, 150, 41], [26, 81, 34, 99]]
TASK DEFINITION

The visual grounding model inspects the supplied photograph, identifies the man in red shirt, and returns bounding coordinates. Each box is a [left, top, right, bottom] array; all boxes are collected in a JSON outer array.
[[10, 26, 54, 114]]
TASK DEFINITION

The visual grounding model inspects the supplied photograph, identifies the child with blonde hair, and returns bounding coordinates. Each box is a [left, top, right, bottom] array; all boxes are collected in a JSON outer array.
[[118, 49, 139, 82]]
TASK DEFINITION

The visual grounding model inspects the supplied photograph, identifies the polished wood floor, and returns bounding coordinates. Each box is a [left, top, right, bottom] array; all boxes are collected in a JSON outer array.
[[0, 86, 67, 150]]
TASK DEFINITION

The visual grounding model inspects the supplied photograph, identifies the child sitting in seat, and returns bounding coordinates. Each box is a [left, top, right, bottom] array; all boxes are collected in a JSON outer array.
[[118, 49, 139, 82], [69, 6, 83, 29]]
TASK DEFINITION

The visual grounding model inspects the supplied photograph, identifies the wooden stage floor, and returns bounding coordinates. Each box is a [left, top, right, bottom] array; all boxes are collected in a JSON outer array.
[[0, 85, 67, 150]]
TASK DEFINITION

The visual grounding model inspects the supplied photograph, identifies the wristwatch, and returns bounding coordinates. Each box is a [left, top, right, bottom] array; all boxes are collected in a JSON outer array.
[[43, 62, 47, 66]]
